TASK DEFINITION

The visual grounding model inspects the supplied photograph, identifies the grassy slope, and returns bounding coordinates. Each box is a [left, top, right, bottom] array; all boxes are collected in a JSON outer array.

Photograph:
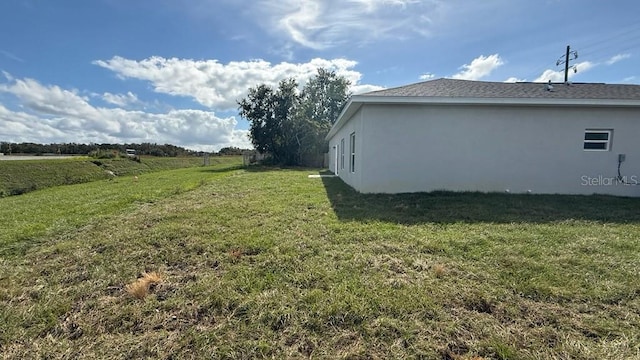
[[0, 158, 108, 196], [93, 156, 217, 176], [0, 156, 236, 197], [1, 165, 639, 359]]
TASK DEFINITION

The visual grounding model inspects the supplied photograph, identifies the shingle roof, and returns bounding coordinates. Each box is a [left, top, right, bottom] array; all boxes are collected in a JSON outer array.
[[327, 78, 640, 140], [363, 78, 640, 100]]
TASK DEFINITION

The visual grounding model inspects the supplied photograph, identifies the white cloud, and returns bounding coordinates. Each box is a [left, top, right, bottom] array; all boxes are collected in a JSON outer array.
[[2, 71, 14, 82], [271, 1, 324, 50], [93, 56, 380, 110], [1, 78, 101, 121], [0, 77, 251, 151], [351, 84, 385, 94], [451, 54, 504, 80], [0, 104, 67, 141], [254, 0, 442, 49], [504, 77, 525, 83], [534, 61, 595, 83], [606, 53, 631, 65], [419, 73, 435, 81], [0, 50, 24, 63], [101, 91, 140, 107]]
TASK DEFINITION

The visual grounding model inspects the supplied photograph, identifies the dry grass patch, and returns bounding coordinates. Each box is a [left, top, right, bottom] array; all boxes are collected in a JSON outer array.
[[125, 271, 163, 299], [229, 248, 244, 261], [433, 263, 447, 277]]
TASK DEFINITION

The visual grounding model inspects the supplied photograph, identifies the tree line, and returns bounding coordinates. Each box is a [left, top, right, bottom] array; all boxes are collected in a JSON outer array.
[[0, 142, 249, 157], [238, 68, 350, 166]]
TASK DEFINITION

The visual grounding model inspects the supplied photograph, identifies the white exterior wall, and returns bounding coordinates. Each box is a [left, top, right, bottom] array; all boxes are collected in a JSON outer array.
[[337, 103, 640, 196], [328, 108, 364, 190]]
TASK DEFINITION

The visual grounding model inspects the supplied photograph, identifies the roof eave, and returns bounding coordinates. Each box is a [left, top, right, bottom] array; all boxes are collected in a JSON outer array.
[[326, 98, 362, 140], [355, 95, 640, 107]]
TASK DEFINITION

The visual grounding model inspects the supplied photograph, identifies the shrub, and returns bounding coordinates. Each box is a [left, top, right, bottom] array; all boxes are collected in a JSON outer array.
[[89, 149, 124, 159]]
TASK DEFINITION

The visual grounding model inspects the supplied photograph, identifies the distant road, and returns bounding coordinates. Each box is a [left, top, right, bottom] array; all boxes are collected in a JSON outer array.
[[0, 155, 80, 161]]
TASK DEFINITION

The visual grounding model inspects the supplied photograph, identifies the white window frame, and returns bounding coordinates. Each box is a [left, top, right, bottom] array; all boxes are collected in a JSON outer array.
[[584, 129, 612, 151], [349, 132, 355, 173], [335, 143, 339, 175], [340, 138, 345, 170]]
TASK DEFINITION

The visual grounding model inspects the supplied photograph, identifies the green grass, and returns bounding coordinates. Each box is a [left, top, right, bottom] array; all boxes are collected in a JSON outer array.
[[1, 164, 639, 359], [0, 157, 107, 196], [0, 156, 238, 197]]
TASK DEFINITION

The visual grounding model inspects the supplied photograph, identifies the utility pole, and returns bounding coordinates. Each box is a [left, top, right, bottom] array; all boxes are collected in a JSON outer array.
[[556, 45, 579, 83], [563, 46, 570, 83]]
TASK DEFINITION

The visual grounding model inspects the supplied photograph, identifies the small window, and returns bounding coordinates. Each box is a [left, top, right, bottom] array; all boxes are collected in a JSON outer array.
[[340, 138, 345, 170], [584, 129, 612, 151], [350, 132, 355, 173]]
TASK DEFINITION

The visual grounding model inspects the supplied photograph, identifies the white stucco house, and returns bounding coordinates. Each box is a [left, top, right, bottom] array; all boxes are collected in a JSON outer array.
[[326, 78, 640, 196]]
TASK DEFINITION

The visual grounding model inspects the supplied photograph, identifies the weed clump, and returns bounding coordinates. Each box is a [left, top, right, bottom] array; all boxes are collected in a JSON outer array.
[[125, 272, 163, 299], [433, 264, 447, 277]]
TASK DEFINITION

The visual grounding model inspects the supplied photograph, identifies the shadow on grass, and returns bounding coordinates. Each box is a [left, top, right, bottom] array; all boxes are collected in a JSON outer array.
[[198, 164, 306, 174], [321, 176, 640, 224], [200, 164, 328, 175], [198, 164, 246, 173]]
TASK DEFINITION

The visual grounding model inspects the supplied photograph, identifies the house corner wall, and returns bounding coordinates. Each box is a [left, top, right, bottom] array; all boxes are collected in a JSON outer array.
[[357, 104, 640, 197], [328, 107, 364, 191]]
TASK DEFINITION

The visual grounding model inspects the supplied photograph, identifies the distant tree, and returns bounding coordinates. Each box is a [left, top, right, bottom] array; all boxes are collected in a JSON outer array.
[[0, 142, 198, 156], [218, 147, 245, 156], [149, 148, 167, 157], [238, 68, 351, 166], [0, 142, 10, 154]]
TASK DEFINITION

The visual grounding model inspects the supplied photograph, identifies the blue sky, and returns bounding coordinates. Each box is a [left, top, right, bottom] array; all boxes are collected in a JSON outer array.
[[1, 0, 639, 151]]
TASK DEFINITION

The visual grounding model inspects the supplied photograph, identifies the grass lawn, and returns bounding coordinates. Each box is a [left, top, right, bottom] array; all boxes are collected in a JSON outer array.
[[0, 155, 235, 197], [1, 161, 639, 359]]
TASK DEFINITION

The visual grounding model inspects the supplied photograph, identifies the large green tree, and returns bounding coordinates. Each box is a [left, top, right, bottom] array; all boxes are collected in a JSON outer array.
[[296, 68, 351, 164], [238, 79, 300, 164], [238, 68, 351, 166], [298, 68, 351, 125]]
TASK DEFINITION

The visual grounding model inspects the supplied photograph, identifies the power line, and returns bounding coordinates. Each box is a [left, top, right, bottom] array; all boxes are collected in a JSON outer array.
[[577, 22, 640, 57], [523, 22, 640, 81]]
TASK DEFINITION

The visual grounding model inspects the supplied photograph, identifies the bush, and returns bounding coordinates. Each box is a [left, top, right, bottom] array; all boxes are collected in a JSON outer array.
[[89, 149, 122, 159]]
